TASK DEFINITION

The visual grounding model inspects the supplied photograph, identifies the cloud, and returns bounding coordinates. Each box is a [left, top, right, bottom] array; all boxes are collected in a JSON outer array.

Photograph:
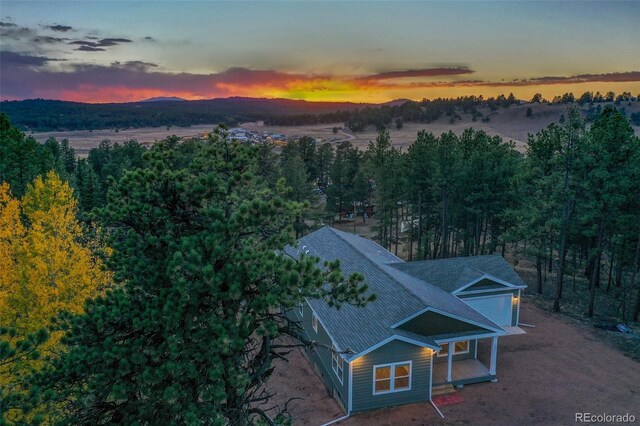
[[362, 67, 474, 81], [1, 56, 638, 103], [0, 24, 35, 40], [143, 36, 156, 41], [0, 51, 60, 67], [111, 60, 158, 71], [74, 45, 106, 52], [1, 18, 132, 54], [98, 37, 132, 46], [46, 24, 73, 32], [32, 36, 68, 44], [68, 37, 132, 50], [452, 71, 640, 88], [69, 40, 98, 46]]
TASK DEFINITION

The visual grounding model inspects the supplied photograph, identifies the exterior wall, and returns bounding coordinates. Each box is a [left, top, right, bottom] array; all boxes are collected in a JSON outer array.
[[287, 302, 349, 410], [457, 289, 520, 326], [351, 340, 433, 413]]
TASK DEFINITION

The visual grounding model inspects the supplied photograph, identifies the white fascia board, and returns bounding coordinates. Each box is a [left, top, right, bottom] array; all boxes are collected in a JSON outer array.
[[347, 335, 439, 362], [434, 332, 502, 344], [453, 274, 521, 294], [456, 285, 527, 296]]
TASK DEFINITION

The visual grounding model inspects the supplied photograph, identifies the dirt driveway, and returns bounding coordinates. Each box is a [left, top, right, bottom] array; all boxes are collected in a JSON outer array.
[[267, 302, 640, 425]]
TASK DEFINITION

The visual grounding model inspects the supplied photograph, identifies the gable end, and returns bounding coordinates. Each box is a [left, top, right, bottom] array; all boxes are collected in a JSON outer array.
[[396, 310, 489, 337]]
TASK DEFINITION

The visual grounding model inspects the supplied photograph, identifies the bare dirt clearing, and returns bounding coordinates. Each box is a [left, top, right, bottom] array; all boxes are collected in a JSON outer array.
[[267, 302, 640, 425]]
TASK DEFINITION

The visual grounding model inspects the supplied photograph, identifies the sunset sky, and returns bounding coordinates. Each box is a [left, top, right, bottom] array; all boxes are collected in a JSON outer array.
[[1, 1, 639, 103]]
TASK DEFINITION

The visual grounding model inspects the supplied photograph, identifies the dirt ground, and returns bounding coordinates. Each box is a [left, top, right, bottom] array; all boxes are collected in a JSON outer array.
[[266, 301, 640, 425]]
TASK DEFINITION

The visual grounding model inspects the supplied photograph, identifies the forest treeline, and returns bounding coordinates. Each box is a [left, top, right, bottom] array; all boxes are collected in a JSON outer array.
[[3, 91, 638, 133], [267, 91, 640, 131], [1, 104, 639, 320], [276, 105, 640, 322], [0, 97, 369, 132], [1, 104, 639, 423]]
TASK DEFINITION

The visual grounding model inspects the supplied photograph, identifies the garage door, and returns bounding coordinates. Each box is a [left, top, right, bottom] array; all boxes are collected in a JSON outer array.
[[463, 294, 512, 326]]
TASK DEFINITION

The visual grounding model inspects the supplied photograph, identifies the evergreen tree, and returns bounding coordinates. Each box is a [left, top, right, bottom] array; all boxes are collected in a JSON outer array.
[[0, 114, 42, 197], [20, 129, 372, 424]]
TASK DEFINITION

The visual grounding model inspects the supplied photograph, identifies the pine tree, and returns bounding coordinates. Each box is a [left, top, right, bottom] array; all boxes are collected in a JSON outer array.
[[21, 129, 372, 424]]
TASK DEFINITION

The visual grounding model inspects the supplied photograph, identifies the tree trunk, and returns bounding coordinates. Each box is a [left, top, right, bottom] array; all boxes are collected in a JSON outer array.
[[587, 216, 606, 317], [536, 255, 543, 294], [631, 227, 640, 321], [408, 207, 414, 261], [394, 202, 400, 256], [481, 215, 489, 255], [606, 242, 615, 292], [441, 189, 449, 258], [416, 194, 423, 260], [553, 121, 576, 313]]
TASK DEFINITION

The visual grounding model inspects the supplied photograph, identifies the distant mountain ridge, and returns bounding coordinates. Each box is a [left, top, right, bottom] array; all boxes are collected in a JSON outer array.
[[139, 96, 187, 102], [1, 97, 396, 131]]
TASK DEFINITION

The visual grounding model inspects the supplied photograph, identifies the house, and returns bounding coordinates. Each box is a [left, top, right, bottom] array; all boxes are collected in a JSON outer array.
[[284, 226, 526, 415]]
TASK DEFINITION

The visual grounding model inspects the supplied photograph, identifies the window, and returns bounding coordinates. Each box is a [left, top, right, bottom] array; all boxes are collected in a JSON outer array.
[[331, 345, 343, 383], [454, 340, 469, 354], [298, 303, 304, 317], [312, 313, 318, 333], [373, 361, 412, 395], [437, 341, 470, 357]]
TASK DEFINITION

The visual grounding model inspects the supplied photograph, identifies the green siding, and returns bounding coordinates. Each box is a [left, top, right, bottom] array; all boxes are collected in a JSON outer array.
[[398, 310, 486, 336], [351, 340, 432, 412], [288, 303, 349, 410], [458, 289, 520, 326]]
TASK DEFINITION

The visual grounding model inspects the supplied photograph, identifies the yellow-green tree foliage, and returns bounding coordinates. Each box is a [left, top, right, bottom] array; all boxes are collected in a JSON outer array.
[[0, 170, 111, 355]]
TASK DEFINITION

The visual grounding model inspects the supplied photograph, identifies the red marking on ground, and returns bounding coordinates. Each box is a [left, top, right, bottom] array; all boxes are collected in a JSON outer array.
[[432, 393, 464, 406]]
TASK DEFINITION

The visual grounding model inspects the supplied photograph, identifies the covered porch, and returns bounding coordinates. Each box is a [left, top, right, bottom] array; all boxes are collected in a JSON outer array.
[[433, 358, 494, 385], [432, 336, 498, 385]]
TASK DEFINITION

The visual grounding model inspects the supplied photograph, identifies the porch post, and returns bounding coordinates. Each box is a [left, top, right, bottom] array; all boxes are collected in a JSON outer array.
[[489, 336, 498, 375], [446, 344, 453, 382]]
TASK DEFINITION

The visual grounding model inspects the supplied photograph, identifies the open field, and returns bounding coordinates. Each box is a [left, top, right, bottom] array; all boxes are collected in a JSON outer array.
[[28, 102, 640, 156], [27, 124, 218, 156], [245, 103, 640, 153], [267, 301, 640, 426]]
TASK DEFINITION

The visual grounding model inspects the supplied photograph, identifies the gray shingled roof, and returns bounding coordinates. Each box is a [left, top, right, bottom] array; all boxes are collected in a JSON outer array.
[[391, 254, 527, 293], [284, 227, 505, 360]]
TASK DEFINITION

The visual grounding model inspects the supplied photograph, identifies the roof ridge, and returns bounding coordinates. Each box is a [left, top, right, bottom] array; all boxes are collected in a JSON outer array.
[[327, 227, 428, 308], [325, 228, 481, 323], [327, 227, 404, 263], [407, 253, 501, 264]]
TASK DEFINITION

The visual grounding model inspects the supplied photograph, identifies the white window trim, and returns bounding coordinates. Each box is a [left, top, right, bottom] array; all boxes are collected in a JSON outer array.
[[331, 345, 344, 384], [312, 313, 318, 333], [437, 341, 470, 357], [372, 360, 412, 395]]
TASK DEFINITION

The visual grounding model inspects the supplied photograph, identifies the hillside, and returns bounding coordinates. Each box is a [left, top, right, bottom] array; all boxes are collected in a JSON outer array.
[[0, 97, 377, 132], [24, 101, 640, 156], [244, 102, 640, 152]]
